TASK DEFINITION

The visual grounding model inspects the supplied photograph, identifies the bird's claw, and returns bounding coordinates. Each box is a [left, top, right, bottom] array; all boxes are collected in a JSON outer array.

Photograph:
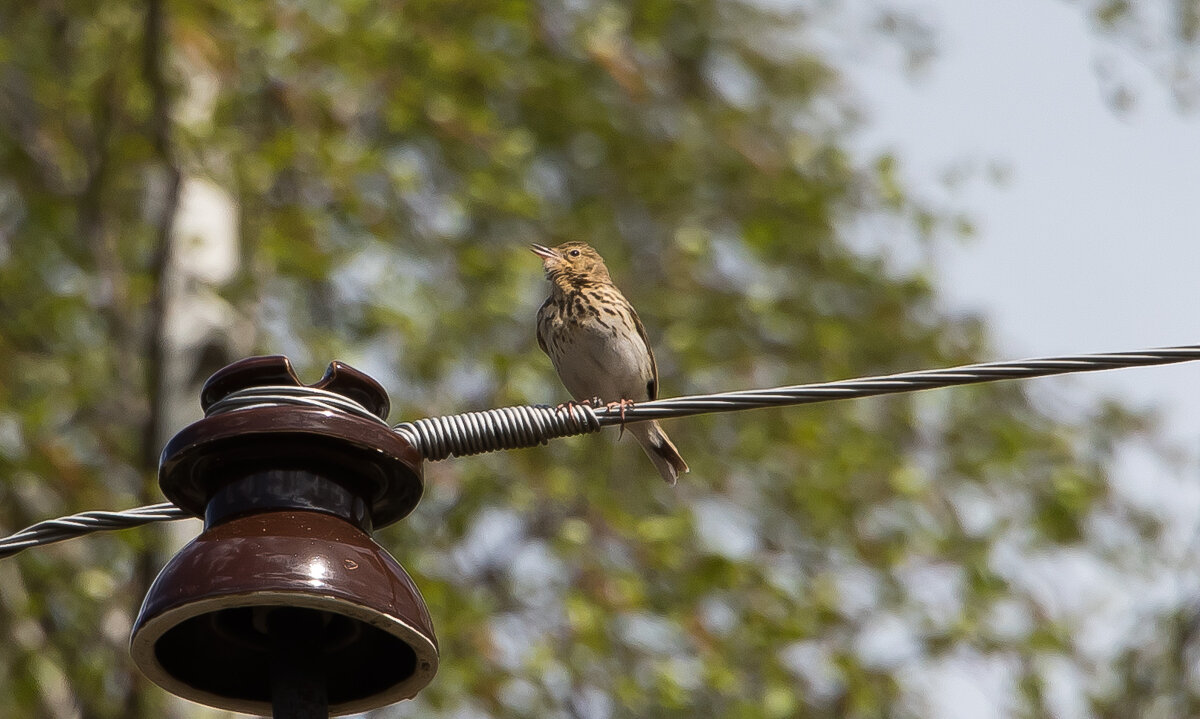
[[553, 399, 604, 420], [605, 398, 635, 438], [551, 398, 635, 437]]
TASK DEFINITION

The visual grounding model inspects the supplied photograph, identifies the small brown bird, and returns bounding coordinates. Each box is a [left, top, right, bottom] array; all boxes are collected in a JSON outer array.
[[532, 242, 689, 484]]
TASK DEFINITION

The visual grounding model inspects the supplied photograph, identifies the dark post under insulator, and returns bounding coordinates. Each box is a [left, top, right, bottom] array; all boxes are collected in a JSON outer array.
[[130, 356, 437, 717]]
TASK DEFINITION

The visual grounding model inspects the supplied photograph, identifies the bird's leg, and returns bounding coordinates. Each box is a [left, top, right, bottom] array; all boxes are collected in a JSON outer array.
[[605, 398, 635, 438]]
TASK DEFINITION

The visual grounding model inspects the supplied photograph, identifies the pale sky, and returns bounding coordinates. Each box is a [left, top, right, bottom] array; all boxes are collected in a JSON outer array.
[[847, 0, 1200, 448]]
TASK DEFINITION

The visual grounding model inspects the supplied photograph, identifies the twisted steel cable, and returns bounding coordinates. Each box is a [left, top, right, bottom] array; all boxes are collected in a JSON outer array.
[[0, 503, 193, 559], [589, 346, 1200, 422], [2, 344, 1198, 557]]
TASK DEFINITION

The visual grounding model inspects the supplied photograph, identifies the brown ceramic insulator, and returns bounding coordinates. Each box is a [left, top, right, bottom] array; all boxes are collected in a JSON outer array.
[[130, 510, 438, 716], [133, 356, 438, 715], [159, 355, 423, 529]]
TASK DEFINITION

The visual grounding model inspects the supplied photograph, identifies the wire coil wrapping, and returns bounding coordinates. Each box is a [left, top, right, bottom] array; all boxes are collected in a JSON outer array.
[[205, 385, 391, 425], [395, 403, 602, 461]]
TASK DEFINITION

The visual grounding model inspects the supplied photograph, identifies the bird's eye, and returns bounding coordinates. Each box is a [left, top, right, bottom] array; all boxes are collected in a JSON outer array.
[[569, 249, 581, 257]]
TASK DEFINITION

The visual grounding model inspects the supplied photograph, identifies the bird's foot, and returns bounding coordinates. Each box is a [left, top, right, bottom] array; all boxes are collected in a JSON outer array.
[[553, 399, 603, 419], [605, 398, 636, 438]]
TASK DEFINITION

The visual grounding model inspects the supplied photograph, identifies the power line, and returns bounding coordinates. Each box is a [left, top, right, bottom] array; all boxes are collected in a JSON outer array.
[[2, 344, 1198, 558], [398, 345, 1200, 459]]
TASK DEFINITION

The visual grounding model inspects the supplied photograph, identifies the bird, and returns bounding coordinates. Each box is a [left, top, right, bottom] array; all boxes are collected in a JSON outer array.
[[531, 241, 689, 485]]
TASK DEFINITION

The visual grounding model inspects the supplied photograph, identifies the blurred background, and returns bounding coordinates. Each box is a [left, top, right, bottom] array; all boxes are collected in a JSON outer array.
[[1, 0, 1198, 717]]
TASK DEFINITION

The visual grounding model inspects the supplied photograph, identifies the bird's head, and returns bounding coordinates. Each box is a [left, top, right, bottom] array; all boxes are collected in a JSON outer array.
[[530, 242, 612, 284]]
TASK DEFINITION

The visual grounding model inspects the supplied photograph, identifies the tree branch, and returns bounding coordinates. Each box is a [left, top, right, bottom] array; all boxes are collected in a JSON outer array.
[[122, 0, 182, 714], [140, 0, 181, 472]]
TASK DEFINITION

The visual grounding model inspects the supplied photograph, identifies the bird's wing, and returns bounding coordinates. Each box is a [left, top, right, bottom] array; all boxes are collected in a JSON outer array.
[[629, 304, 659, 400], [535, 297, 551, 356]]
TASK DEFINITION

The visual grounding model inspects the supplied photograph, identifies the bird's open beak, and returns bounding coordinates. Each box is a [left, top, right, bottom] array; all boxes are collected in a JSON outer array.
[[529, 243, 558, 260]]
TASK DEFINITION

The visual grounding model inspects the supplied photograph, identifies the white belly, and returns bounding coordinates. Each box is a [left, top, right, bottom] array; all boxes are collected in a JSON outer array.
[[548, 317, 653, 403]]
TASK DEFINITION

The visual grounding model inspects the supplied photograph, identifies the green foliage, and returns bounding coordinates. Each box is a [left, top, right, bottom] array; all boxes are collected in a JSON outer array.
[[0, 1, 1194, 718]]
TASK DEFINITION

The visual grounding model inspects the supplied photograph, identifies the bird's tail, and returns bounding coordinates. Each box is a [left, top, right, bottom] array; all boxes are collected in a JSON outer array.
[[628, 420, 689, 485]]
